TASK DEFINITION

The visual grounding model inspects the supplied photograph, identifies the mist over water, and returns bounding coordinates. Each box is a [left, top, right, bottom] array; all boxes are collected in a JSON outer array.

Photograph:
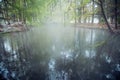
[[0, 24, 120, 80]]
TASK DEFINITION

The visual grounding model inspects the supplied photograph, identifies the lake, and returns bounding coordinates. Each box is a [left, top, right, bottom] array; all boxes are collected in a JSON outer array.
[[0, 24, 120, 80]]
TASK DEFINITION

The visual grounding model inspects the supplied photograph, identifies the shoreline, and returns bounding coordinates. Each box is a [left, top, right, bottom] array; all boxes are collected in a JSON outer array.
[[72, 23, 120, 33], [0, 22, 29, 34], [73, 23, 108, 29]]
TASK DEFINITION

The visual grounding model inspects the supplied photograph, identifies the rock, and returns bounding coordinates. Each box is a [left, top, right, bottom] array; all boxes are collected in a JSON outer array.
[[0, 28, 3, 32], [0, 24, 4, 28]]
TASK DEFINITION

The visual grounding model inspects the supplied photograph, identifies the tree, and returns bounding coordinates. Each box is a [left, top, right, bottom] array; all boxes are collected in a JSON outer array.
[[115, 0, 118, 29], [0, 0, 58, 25], [92, 0, 94, 23], [97, 0, 113, 32]]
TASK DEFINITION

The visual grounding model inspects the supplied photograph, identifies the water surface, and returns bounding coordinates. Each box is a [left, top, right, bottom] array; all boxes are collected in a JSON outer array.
[[0, 25, 120, 80]]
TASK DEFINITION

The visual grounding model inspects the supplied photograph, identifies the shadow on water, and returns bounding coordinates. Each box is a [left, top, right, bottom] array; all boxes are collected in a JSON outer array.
[[0, 24, 120, 80]]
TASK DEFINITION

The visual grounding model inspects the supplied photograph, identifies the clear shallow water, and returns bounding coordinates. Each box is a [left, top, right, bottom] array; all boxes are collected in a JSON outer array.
[[0, 25, 120, 80]]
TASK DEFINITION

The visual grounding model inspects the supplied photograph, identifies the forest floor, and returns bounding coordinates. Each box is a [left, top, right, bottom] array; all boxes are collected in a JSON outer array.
[[0, 22, 120, 34], [0, 22, 28, 33], [74, 23, 107, 29], [74, 23, 120, 33]]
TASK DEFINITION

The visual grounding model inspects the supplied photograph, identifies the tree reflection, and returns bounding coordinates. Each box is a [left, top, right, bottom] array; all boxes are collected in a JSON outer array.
[[0, 27, 120, 80]]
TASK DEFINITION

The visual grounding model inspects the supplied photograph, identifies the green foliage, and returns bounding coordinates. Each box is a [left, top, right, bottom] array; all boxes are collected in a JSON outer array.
[[1, 0, 119, 27], [0, 0, 57, 25]]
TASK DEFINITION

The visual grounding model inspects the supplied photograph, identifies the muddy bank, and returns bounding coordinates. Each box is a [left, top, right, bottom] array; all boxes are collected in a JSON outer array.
[[0, 22, 29, 33]]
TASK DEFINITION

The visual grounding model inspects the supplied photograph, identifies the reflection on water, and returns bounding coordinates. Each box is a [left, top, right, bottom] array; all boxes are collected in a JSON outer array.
[[0, 25, 120, 80]]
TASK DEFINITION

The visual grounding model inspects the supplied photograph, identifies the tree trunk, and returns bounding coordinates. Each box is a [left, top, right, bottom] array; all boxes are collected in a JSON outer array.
[[74, 0, 77, 24], [115, 0, 117, 29], [78, 7, 81, 23], [99, 0, 113, 32], [92, 0, 94, 24]]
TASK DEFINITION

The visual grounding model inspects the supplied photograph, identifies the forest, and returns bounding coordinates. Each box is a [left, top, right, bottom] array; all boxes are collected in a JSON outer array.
[[0, 0, 120, 80], [0, 0, 120, 32]]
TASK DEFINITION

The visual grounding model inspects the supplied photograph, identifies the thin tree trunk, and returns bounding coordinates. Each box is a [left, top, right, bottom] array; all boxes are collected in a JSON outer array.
[[75, 0, 77, 24], [92, 0, 94, 24], [115, 0, 117, 29], [78, 7, 81, 23]]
